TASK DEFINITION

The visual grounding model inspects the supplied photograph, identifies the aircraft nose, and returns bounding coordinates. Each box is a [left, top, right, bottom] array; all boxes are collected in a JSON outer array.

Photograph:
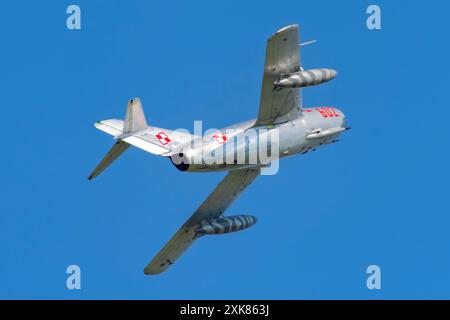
[[340, 113, 351, 131], [336, 108, 347, 128]]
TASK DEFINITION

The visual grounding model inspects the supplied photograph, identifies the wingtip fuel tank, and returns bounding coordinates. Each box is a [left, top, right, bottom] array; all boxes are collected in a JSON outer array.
[[274, 68, 337, 88]]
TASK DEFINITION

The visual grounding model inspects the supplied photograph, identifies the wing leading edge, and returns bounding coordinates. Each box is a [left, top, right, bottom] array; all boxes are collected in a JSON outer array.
[[255, 24, 301, 126], [144, 168, 260, 275]]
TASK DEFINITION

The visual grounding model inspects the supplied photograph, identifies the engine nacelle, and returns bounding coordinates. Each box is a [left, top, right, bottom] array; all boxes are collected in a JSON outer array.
[[170, 152, 191, 171], [196, 215, 257, 235], [274, 68, 337, 88]]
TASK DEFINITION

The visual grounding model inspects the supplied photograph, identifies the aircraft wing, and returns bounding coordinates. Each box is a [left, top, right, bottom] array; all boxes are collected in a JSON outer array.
[[144, 168, 260, 275], [255, 24, 301, 126]]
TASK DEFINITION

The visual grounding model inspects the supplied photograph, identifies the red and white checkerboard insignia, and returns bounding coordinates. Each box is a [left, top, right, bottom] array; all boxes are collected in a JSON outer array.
[[212, 133, 228, 144], [154, 131, 172, 145]]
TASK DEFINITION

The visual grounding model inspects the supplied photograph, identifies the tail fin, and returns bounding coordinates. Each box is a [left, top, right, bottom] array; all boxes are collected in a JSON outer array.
[[88, 97, 145, 180], [89, 97, 196, 180], [123, 98, 147, 133]]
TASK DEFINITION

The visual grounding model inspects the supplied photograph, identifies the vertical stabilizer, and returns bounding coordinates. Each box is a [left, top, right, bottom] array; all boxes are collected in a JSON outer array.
[[123, 98, 147, 133]]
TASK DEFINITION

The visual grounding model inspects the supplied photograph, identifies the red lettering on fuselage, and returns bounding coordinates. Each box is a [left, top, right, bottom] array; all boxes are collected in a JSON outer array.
[[315, 107, 340, 118]]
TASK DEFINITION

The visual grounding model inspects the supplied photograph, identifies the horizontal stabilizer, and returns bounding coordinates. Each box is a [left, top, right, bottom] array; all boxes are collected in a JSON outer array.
[[121, 135, 171, 156], [89, 97, 195, 179], [88, 140, 130, 180], [94, 119, 124, 138]]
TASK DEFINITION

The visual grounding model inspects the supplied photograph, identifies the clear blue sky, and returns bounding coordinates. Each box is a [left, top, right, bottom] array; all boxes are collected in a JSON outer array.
[[1, 0, 449, 299]]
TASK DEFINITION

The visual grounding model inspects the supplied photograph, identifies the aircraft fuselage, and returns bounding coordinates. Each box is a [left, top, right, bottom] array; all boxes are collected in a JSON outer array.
[[171, 106, 347, 172]]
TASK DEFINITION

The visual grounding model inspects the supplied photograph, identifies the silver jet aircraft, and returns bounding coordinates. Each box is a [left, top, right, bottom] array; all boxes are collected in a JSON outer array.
[[89, 25, 350, 275]]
